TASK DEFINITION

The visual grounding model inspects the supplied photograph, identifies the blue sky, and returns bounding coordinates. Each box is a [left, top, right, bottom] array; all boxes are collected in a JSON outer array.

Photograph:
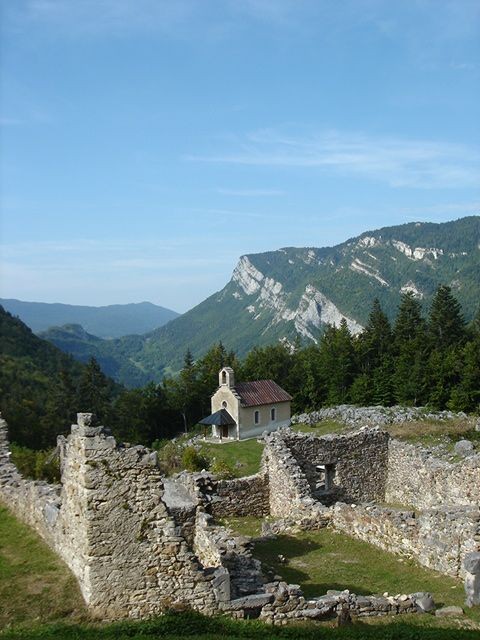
[[1, 0, 479, 312]]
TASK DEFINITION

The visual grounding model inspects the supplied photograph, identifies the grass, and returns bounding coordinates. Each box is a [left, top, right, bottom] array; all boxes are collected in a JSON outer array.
[[1, 507, 479, 639], [223, 517, 480, 632], [292, 420, 347, 436], [3, 610, 480, 640], [385, 418, 480, 452], [0, 505, 86, 629], [198, 438, 264, 477]]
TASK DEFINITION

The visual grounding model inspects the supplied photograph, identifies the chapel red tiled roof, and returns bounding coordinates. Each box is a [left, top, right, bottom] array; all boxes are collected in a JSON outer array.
[[233, 380, 292, 407]]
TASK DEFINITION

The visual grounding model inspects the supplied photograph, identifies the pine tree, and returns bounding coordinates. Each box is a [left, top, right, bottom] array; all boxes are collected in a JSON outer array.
[[319, 320, 356, 405], [428, 285, 466, 349], [361, 298, 392, 371], [393, 293, 425, 351], [76, 357, 110, 420], [392, 293, 427, 405]]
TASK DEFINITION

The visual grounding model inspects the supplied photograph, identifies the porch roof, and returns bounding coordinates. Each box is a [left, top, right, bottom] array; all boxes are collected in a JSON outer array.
[[198, 408, 236, 426]]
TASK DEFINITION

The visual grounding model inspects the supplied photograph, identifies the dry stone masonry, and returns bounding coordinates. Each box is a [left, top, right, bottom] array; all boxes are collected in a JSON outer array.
[[1, 409, 479, 621]]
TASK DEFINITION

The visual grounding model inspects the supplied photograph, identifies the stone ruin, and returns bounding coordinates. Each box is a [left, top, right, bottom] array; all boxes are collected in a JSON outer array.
[[0, 410, 479, 624]]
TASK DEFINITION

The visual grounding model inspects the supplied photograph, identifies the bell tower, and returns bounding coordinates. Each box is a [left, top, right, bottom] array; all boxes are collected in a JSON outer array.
[[219, 367, 235, 389]]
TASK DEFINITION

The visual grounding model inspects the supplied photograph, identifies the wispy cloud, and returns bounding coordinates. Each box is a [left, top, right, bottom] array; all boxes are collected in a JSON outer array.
[[216, 188, 285, 197], [187, 129, 480, 189]]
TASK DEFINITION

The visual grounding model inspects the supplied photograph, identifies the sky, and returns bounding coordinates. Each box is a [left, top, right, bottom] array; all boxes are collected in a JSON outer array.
[[1, 0, 479, 313]]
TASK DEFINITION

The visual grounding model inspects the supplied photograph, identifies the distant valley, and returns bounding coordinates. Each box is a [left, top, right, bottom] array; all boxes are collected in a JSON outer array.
[[18, 216, 480, 387], [0, 299, 179, 339]]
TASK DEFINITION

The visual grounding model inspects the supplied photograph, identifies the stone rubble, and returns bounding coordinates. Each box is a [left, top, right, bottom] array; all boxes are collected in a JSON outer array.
[[292, 405, 470, 428]]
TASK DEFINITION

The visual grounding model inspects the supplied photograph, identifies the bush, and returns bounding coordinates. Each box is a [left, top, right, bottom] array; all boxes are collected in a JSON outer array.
[[10, 444, 60, 483], [181, 446, 210, 472], [157, 441, 184, 475], [210, 458, 235, 479]]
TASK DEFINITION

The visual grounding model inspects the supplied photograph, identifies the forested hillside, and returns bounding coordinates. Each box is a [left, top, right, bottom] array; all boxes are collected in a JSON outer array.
[[2, 286, 478, 461]]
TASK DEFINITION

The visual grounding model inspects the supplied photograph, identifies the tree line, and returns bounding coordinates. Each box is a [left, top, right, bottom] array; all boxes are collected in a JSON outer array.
[[2, 285, 479, 451]]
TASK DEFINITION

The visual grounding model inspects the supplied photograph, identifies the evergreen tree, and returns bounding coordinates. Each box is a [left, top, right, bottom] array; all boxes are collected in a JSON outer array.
[[428, 285, 466, 349], [393, 293, 426, 351], [447, 337, 480, 412], [355, 298, 392, 404], [76, 357, 111, 420], [361, 298, 392, 371], [392, 293, 427, 405], [318, 320, 356, 405]]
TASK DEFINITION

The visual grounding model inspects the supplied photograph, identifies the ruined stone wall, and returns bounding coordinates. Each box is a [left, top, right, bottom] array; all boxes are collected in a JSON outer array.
[[0, 417, 62, 549], [332, 503, 480, 578], [194, 510, 264, 599], [0, 415, 219, 618], [224, 581, 426, 624], [0, 414, 446, 623], [266, 428, 389, 506], [386, 440, 480, 509], [262, 431, 315, 518], [210, 473, 269, 518]]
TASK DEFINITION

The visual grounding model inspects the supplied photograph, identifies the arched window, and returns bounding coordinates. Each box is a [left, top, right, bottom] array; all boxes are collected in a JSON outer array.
[[222, 401, 227, 409], [254, 410, 260, 424], [270, 407, 276, 421], [221, 370, 227, 385]]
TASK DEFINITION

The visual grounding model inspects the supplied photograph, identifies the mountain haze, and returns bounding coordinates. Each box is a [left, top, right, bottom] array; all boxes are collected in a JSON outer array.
[[42, 217, 480, 386], [0, 300, 179, 339]]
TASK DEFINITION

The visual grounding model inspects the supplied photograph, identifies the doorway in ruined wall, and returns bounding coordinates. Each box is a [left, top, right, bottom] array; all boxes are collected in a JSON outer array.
[[315, 463, 336, 494]]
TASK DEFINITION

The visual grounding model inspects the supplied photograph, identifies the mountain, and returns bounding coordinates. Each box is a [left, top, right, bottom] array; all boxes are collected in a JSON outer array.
[[39, 324, 150, 387], [41, 216, 480, 386], [0, 299, 180, 338]]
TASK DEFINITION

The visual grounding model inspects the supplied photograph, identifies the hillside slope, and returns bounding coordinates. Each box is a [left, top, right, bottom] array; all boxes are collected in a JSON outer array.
[[0, 299, 179, 338], [43, 216, 480, 386], [0, 306, 120, 447]]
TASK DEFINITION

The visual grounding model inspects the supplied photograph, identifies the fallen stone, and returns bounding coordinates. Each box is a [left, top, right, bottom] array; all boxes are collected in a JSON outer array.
[[225, 593, 274, 611], [435, 606, 464, 617], [454, 440, 474, 457], [412, 592, 435, 613]]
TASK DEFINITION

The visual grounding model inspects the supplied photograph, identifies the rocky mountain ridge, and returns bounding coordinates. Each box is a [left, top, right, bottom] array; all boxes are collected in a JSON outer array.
[[42, 216, 480, 386]]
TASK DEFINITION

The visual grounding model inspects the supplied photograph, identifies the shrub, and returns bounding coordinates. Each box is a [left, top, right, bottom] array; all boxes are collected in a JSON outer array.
[[210, 458, 235, 479], [181, 446, 210, 472], [10, 444, 60, 482]]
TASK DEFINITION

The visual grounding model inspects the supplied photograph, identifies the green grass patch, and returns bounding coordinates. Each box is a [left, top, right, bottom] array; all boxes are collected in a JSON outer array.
[[198, 438, 264, 477], [1, 508, 479, 638], [252, 527, 480, 625], [218, 515, 264, 537], [0, 505, 86, 629]]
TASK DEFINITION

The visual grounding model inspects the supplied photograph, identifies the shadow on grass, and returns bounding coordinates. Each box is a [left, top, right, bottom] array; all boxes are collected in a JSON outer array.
[[1, 610, 479, 640], [253, 535, 379, 598]]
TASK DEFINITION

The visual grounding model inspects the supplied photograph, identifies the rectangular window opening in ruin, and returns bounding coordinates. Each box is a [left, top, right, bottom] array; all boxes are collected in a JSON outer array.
[[315, 463, 336, 493]]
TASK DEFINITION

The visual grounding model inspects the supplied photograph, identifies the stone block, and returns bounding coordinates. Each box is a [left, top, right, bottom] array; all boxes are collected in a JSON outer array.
[[464, 552, 480, 575], [225, 593, 274, 611], [465, 572, 480, 607], [454, 440, 475, 457], [412, 592, 435, 613], [435, 606, 464, 617]]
